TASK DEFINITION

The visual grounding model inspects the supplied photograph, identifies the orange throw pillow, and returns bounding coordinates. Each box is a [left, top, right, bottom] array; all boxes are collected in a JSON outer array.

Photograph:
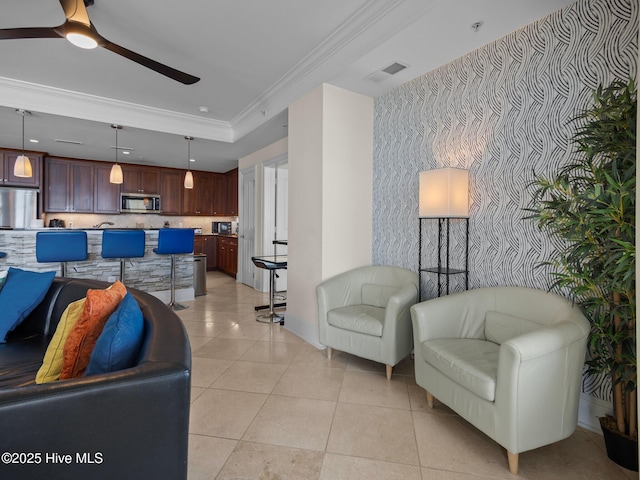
[[59, 281, 127, 379]]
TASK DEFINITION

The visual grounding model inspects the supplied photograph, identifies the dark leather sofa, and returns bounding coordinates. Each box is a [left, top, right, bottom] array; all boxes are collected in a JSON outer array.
[[0, 278, 191, 480]]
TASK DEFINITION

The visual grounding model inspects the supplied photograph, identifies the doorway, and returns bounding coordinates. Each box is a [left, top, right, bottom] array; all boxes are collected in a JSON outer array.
[[238, 167, 256, 288], [263, 156, 288, 292]]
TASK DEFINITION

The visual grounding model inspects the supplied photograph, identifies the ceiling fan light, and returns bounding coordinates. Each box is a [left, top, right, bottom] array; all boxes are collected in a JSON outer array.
[[110, 163, 123, 184], [14, 155, 32, 178], [66, 32, 98, 49], [184, 170, 194, 189]]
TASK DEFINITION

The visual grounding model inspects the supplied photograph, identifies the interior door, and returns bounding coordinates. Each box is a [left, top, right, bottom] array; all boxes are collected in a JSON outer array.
[[238, 167, 256, 287]]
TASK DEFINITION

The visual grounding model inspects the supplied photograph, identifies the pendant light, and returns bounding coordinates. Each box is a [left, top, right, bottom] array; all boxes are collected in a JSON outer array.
[[14, 109, 33, 178], [110, 124, 123, 184], [184, 136, 194, 189]]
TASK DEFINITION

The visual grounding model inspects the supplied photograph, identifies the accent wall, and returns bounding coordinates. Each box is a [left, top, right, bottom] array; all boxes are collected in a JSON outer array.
[[372, 0, 637, 414]]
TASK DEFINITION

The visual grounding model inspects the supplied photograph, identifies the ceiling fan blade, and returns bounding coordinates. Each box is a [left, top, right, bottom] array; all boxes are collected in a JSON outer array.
[[0, 27, 62, 40], [59, 0, 91, 26], [101, 40, 200, 85]]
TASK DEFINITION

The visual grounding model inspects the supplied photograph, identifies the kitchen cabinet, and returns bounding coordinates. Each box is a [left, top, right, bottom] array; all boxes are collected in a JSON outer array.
[[183, 171, 214, 215], [211, 169, 238, 216], [193, 235, 218, 271], [217, 236, 238, 277], [121, 165, 160, 194], [212, 174, 226, 215], [225, 168, 238, 216], [94, 164, 121, 213], [44, 157, 94, 213], [1, 150, 42, 187], [159, 170, 182, 215]]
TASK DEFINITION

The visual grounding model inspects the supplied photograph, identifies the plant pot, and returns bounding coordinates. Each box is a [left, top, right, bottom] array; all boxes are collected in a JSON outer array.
[[600, 417, 638, 472]]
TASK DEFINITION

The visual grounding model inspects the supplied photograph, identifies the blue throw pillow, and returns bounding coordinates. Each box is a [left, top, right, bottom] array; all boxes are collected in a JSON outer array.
[[85, 292, 144, 375], [0, 267, 56, 342]]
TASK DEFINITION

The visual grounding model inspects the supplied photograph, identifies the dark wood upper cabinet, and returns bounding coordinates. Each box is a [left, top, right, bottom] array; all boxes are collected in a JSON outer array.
[[44, 158, 69, 212], [226, 168, 238, 216], [159, 170, 182, 215], [40, 153, 239, 217], [182, 171, 215, 216], [94, 164, 121, 214], [1, 150, 42, 188], [212, 173, 227, 216], [44, 157, 94, 213], [121, 165, 160, 194]]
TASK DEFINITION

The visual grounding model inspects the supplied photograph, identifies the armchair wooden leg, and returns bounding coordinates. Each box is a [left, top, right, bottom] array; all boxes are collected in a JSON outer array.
[[386, 364, 392, 380], [507, 451, 519, 475], [326, 347, 332, 360], [426, 392, 434, 408]]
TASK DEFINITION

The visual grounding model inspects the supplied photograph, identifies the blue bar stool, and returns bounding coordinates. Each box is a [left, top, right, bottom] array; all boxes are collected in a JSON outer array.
[[0, 252, 6, 258], [153, 228, 195, 311], [36, 231, 88, 277], [101, 230, 146, 284]]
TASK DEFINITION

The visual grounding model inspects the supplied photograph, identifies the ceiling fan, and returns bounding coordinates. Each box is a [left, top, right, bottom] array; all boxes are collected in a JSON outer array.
[[0, 0, 200, 85]]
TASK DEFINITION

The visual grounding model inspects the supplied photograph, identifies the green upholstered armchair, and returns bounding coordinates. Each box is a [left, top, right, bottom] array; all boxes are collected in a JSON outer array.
[[411, 286, 589, 474], [316, 265, 419, 379]]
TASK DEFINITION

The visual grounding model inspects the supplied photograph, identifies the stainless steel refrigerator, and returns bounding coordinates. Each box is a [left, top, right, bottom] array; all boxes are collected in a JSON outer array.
[[0, 188, 38, 229]]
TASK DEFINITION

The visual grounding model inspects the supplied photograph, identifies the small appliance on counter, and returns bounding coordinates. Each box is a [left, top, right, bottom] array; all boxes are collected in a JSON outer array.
[[48, 218, 65, 228], [212, 221, 232, 235]]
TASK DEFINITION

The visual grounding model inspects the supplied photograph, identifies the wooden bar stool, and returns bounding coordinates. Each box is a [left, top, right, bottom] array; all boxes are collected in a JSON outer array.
[[101, 230, 146, 284], [36, 231, 88, 277], [153, 228, 194, 311]]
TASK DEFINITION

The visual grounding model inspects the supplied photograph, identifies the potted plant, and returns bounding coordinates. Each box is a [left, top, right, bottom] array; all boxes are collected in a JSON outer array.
[[527, 79, 637, 470]]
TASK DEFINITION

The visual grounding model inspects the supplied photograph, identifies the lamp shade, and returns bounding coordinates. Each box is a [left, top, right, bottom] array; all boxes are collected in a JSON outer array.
[[109, 163, 123, 184], [184, 170, 194, 189], [14, 154, 32, 178], [419, 167, 469, 218]]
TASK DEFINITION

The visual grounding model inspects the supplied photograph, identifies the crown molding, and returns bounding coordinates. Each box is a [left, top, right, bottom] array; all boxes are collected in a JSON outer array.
[[0, 0, 439, 145], [231, 0, 441, 140], [0, 76, 234, 142]]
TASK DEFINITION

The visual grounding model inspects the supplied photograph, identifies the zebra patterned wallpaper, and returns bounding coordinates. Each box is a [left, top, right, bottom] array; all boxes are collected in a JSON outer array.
[[372, 0, 637, 401]]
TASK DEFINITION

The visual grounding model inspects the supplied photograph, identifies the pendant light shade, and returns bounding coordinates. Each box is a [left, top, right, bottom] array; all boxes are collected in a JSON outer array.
[[14, 155, 33, 178], [184, 170, 194, 189], [184, 136, 194, 189], [110, 163, 123, 183], [110, 124, 123, 184], [14, 110, 33, 178]]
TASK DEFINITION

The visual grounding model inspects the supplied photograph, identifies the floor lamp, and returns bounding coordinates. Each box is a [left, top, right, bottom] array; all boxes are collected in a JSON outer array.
[[418, 167, 470, 300]]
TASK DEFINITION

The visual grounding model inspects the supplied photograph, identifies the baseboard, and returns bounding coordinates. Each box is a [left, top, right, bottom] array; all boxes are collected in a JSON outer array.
[[578, 392, 611, 434], [282, 312, 324, 349]]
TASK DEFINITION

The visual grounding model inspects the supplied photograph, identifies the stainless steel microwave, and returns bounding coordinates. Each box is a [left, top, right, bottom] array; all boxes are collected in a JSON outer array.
[[121, 193, 161, 213]]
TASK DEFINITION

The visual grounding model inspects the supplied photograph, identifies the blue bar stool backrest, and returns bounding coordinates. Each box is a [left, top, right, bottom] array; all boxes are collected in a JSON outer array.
[[0, 252, 6, 258], [102, 230, 146, 259], [36, 231, 88, 263], [154, 228, 195, 255]]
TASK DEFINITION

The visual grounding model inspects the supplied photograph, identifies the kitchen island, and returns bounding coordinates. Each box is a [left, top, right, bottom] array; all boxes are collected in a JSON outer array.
[[0, 229, 195, 303]]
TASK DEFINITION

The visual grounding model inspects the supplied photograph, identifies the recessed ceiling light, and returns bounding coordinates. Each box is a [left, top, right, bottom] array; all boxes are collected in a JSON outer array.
[[198, 106, 209, 113], [122, 151, 131, 155], [190, 158, 196, 162], [29, 139, 39, 143], [55, 138, 84, 145]]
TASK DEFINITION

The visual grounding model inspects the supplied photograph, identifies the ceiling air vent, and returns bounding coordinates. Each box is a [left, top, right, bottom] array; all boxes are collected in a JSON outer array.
[[366, 62, 409, 83]]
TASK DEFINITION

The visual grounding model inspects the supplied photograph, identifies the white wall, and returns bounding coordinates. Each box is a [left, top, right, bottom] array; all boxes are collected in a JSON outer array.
[[286, 84, 373, 346]]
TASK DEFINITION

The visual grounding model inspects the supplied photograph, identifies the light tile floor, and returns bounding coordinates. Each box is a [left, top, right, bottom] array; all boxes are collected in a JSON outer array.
[[182, 272, 636, 480]]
